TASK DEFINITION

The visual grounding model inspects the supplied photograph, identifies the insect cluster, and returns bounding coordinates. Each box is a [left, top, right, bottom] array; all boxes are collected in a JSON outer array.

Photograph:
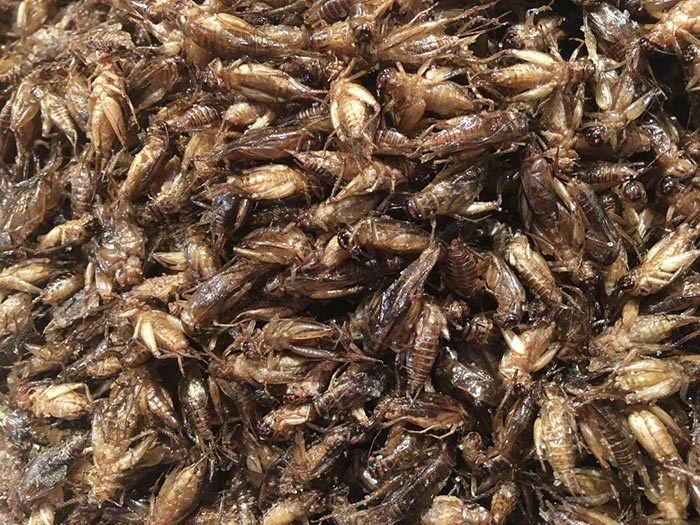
[[4, 0, 700, 522]]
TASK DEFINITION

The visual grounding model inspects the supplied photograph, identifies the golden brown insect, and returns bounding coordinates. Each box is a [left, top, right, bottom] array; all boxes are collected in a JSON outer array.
[[533, 384, 580, 494], [93, 205, 146, 294], [577, 403, 647, 486], [480, 48, 593, 102], [608, 357, 687, 402], [491, 481, 520, 525], [418, 110, 529, 161], [176, 2, 306, 59], [161, 101, 222, 132], [331, 158, 413, 202], [134, 368, 180, 429], [0, 258, 58, 295], [68, 149, 98, 218], [330, 71, 380, 156], [226, 164, 317, 202], [65, 69, 90, 134], [567, 178, 622, 266], [641, 0, 700, 53], [583, 55, 658, 151], [203, 59, 324, 103], [121, 123, 172, 201], [209, 349, 310, 387], [628, 407, 683, 468], [15, 0, 52, 35], [36, 215, 98, 251], [207, 124, 322, 161], [422, 496, 492, 525], [577, 161, 639, 190], [618, 221, 700, 295], [179, 364, 216, 448], [87, 377, 159, 504], [31, 84, 79, 151], [405, 299, 448, 397], [500, 320, 558, 384], [148, 459, 207, 525], [504, 231, 561, 307], [377, 392, 470, 434], [128, 56, 183, 112], [145, 159, 195, 220], [0, 164, 59, 251], [406, 164, 499, 220], [589, 299, 699, 358], [9, 78, 40, 163], [483, 253, 526, 329], [338, 217, 431, 254], [301, 194, 381, 233], [372, 8, 492, 65], [519, 141, 559, 231], [234, 225, 314, 265], [36, 271, 84, 305], [378, 63, 476, 132], [647, 468, 690, 523], [123, 271, 195, 306], [88, 63, 132, 166], [15, 381, 91, 420], [126, 306, 192, 361], [445, 237, 486, 298]]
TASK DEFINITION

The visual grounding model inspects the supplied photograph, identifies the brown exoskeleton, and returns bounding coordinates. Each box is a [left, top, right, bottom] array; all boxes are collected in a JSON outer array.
[[406, 163, 500, 221], [618, 222, 700, 295], [479, 47, 593, 102], [378, 63, 477, 133], [533, 383, 580, 495], [418, 110, 530, 161], [15, 381, 92, 420]]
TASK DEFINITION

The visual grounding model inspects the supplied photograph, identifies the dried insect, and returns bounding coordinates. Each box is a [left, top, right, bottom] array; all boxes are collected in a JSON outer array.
[[148, 460, 207, 525], [418, 110, 529, 161], [204, 59, 324, 103], [479, 48, 593, 102], [330, 71, 380, 156], [15, 381, 91, 420], [16, 433, 86, 509], [406, 164, 499, 220], [176, 3, 307, 59], [435, 347, 499, 407], [618, 222, 700, 295], [533, 384, 580, 494], [641, 0, 700, 53], [405, 299, 448, 397], [504, 231, 561, 307], [422, 496, 492, 525], [88, 63, 132, 166], [483, 252, 526, 329], [378, 64, 476, 132], [121, 123, 172, 201], [36, 215, 98, 252], [338, 217, 432, 255], [179, 364, 216, 448], [361, 243, 439, 353]]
